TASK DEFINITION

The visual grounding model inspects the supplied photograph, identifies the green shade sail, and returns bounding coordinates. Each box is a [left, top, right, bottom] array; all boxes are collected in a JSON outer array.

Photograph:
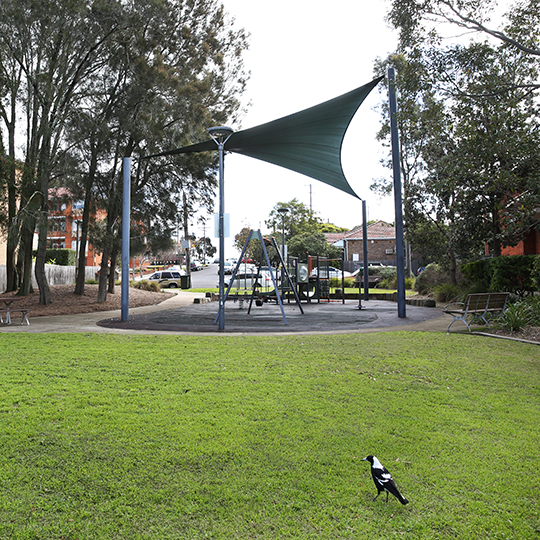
[[148, 76, 383, 199]]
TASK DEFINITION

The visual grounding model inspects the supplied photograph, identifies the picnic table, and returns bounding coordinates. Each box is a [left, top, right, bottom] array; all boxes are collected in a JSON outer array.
[[0, 297, 30, 325]]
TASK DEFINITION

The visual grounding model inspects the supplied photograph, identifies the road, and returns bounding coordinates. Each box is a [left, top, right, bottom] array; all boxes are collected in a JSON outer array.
[[189, 264, 220, 289]]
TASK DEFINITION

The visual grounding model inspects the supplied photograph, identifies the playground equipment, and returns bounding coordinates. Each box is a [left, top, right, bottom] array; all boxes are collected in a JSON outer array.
[[216, 230, 304, 325], [219, 230, 357, 326]]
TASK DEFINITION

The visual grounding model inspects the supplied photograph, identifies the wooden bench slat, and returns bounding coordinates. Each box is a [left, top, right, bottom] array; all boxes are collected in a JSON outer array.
[[443, 292, 509, 332]]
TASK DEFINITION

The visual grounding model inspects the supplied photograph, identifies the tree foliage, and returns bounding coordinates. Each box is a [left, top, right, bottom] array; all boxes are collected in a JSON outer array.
[[375, 0, 540, 281], [0, 0, 248, 302]]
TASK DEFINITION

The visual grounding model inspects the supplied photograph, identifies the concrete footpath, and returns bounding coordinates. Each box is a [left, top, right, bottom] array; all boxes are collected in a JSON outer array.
[[0, 291, 456, 335]]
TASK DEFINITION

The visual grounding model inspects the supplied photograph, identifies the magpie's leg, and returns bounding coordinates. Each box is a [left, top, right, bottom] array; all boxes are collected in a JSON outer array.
[[386, 491, 389, 503], [373, 492, 380, 502]]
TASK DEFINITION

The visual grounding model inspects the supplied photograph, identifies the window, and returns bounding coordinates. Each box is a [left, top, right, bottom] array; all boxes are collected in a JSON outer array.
[[51, 218, 66, 231]]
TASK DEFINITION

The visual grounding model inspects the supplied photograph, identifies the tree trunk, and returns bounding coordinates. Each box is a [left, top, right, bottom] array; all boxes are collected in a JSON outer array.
[[6, 123, 19, 293], [34, 137, 52, 305], [97, 244, 110, 303], [108, 245, 118, 294], [74, 152, 98, 295], [35, 207, 51, 305], [18, 227, 35, 296], [183, 191, 191, 281]]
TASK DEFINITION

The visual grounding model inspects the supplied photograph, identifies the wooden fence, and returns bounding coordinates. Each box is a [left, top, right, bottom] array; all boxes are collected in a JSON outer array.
[[0, 264, 101, 292]]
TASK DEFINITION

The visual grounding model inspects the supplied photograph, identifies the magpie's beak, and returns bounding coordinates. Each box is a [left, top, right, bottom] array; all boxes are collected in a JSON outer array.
[[361, 457, 367, 461]]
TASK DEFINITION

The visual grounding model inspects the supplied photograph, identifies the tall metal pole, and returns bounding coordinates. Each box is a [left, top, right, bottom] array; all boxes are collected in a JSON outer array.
[[388, 67, 406, 318], [217, 142, 226, 329], [278, 207, 289, 301], [209, 126, 234, 330], [121, 157, 131, 321], [362, 199, 369, 301]]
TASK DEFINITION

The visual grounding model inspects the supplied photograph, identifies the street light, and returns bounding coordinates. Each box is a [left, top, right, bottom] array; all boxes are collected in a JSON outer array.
[[277, 207, 289, 300], [208, 126, 234, 330]]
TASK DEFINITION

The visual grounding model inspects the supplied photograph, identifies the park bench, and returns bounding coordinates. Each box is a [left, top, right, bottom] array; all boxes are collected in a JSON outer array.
[[443, 292, 509, 332], [0, 308, 31, 325]]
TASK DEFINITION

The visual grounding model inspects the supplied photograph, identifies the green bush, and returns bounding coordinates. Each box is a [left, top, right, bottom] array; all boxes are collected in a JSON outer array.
[[498, 302, 533, 332], [378, 277, 395, 289], [33, 248, 77, 266], [490, 255, 537, 297], [132, 280, 161, 292], [532, 255, 540, 290], [375, 266, 397, 280], [432, 283, 461, 303], [461, 259, 492, 292], [497, 295, 540, 332], [405, 276, 415, 289], [414, 263, 448, 294], [376, 275, 415, 290], [329, 277, 355, 288]]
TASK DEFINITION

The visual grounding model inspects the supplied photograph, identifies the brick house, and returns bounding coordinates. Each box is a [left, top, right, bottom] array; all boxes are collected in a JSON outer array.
[[326, 221, 398, 267]]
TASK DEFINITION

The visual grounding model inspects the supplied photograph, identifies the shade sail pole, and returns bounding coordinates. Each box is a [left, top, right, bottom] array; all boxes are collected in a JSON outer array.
[[362, 200, 369, 301], [121, 157, 131, 322], [209, 126, 234, 330], [388, 67, 406, 318]]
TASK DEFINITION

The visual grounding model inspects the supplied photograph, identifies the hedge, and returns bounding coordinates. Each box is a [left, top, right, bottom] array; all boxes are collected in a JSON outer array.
[[462, 255, 539, 297], [33, 249, 77, 266]]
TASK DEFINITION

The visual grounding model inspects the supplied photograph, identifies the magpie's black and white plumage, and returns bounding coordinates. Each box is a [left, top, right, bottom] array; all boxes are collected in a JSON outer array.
[[362, 455, 409, 505]]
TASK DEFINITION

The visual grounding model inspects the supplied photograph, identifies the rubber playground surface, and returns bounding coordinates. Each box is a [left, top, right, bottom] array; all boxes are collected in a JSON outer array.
[[97, 295, 445, 334], [1, 291, 449, 335]]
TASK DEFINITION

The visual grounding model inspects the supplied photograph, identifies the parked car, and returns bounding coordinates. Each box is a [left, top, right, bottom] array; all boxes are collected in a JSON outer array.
[[219, 270, 277, 290], [147, 270, 185, 288], [190, 260, 203, 271], [222, 261, 235, 274], [166, 265, 187, 274], [310, 266, 353, 279]]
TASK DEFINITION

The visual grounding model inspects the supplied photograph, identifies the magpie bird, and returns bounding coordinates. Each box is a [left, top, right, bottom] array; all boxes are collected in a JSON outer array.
[[362, 455, 409, 505]]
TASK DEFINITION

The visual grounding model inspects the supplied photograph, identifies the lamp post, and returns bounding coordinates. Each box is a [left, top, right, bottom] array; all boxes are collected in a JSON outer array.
[[208, 126, 234, 330], [277, 207, 289, 300]]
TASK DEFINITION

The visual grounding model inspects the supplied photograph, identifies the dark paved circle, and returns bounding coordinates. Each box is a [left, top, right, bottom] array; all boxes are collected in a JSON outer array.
[[98, 299, 441, 334]]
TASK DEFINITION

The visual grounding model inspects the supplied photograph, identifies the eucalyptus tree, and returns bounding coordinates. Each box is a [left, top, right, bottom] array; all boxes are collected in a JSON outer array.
[[388, 0, 540, 64], [375, 0, 540, 279], [56, 0, 248, 302], [0, 49, 23, 292], [86, 0, 248, 302], [0, 0, 122, 301]]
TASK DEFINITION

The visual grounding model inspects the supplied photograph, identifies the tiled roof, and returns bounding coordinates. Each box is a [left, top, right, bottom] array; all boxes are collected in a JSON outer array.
[[325, 221, 395, 243]]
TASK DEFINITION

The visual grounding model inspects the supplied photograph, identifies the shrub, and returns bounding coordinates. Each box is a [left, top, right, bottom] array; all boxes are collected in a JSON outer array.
[[461, 259, 492, 292], [490, 255, 537, 297], [378, 277, 395, 289], [329, 277, 355, 288], [414, 263, 448, 294], [132, 280, 161, 292], [405, 276, 415, 289], [376, 266, 397, 280], [432, 283, 461, 303], [33, 248, 77, 266], [498, 302, 533, 332], [532, 255, 540, 290]]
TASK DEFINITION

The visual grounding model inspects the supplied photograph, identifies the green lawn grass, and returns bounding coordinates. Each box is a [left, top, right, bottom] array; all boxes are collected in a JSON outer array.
[[0, 333, 538, 539]]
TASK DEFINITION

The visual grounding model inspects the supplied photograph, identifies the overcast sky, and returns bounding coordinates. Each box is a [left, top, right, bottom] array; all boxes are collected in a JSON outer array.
[[196, 0, 398, 254]]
